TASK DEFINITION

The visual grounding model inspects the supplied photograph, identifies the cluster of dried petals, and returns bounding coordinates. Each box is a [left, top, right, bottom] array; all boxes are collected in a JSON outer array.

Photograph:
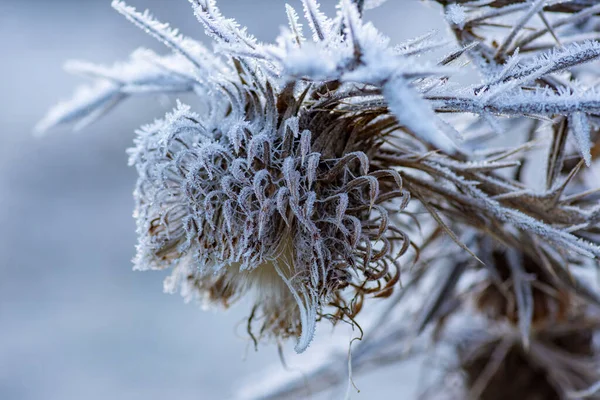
[[129, 83, 410, 351]]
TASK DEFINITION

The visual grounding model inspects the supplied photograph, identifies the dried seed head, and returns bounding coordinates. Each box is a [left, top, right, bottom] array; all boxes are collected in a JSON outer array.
[[129, 80, 410, 351]]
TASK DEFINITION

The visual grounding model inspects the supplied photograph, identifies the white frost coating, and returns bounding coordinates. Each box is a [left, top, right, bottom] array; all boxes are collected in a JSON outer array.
[[445, 4, 467, 29], [274, 264, 317, 353]]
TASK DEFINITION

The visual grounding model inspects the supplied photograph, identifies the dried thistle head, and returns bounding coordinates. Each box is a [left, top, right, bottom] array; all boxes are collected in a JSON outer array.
[[117, 0, 426, 351], [37, 0, 600, 392], [40, 0, 490, 352], [129, 91, 409, 351]]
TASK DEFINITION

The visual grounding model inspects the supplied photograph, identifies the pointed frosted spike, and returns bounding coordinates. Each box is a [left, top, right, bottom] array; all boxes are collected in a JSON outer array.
[[426, 162, 600, 258], [570, 112, 592, 166], [276, 187, 291, 225], [398, 30, 437, 49], [354, 151, 370, 175], [35, 82, 122, 134], [393, 30, 446, 57], [306, 153, 320, 189], [253, 169, 271, 204], [222, 199, 235, 232], [299, 129, 312, 166], [189, 0, 257, 49], [335, 193, 349, 226], [366, 176, 380, 208], [346, 175, 379, 208], [341, 0, 362, 56], [515, 3, 600, 50], [273, 265, 317, 353], [285, 4, 305, 47], [439, 41, 479, 66], [38, 43, 201, 134], [283, 157, 297, 188], [230, 158, 249, 182], [112, 0, 207, 71], [237, 186, 255, 212], [247, 133, 269, 164], [372, 204, 389, 237], [304, 191, 317, 218], [64, 59, 125, 82], [301, 0, 330, 42], [220, 175, 238, 199], [384, 169, 403, 189], [284, 116, 300, 138], [227, 122, 247, 154]]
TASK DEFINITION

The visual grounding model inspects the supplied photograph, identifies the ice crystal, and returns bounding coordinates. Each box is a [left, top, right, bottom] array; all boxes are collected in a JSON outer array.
[[446, 4, 467, 29]]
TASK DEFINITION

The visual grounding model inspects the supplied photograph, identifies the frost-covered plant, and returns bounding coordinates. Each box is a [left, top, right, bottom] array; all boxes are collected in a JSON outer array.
[[39, 0, 600, 398]]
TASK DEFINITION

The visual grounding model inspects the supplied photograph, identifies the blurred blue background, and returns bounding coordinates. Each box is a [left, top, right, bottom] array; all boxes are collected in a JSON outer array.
[[0, 1, 443, 399]]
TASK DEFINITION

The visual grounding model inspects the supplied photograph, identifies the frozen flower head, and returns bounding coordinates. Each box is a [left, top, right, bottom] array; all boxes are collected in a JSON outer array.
[[37, 0, 600, 397], [39, 0, 600, 356], [120, 0, 422, 352], [129, 72, 411, 351], [38, 0, 447, 352], [130, 96, 408, 350]]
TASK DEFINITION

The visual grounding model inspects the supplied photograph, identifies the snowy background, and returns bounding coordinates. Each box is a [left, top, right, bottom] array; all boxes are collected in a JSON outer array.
[[0, 1, 444, 399]]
